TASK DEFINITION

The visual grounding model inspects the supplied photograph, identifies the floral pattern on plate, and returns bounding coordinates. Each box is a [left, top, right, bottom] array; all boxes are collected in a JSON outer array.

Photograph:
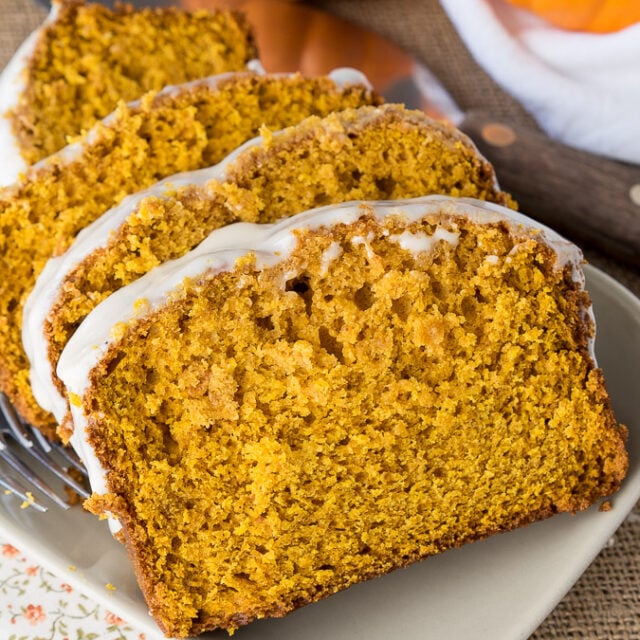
[[0, 541, 146, 640]]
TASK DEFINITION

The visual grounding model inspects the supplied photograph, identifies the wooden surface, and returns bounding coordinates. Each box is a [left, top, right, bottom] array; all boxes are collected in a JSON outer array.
[[460, 110, 640, 266]]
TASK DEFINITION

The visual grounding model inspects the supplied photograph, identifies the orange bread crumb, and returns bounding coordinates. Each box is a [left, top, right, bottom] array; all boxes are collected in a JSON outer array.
[[7, 0, 257, 165], [34, 104, 511, 438], [1, 72, 378, 437], [62, 198, 627, 637]]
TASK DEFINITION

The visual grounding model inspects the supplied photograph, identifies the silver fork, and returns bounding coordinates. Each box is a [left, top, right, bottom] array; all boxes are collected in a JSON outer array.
[[0, 393, 89, 512]]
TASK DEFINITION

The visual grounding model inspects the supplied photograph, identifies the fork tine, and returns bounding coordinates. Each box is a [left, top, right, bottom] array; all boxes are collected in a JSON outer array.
[[29, 426, 88, 478], [0, 394, 89, 500], [0, 394, 32, 447], [0, 393, 89, 507], [0, 439, 70, 509], [0, 469, 48, 512], [54, 443, 87, 476], [21, 441, 90, 499]]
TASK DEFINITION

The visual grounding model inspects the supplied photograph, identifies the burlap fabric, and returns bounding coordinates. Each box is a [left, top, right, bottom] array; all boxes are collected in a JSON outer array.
[[1, 0, 638, 637]]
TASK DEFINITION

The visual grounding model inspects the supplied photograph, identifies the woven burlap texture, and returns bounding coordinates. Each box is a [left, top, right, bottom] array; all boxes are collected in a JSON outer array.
[[1, 0, 638, 638]]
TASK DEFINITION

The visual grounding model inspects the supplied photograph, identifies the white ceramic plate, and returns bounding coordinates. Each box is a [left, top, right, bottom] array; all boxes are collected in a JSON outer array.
[[1, 264, 639, 640]]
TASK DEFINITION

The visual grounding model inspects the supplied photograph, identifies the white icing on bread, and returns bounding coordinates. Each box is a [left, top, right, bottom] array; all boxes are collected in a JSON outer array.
[[23, 68, 371, 423], [56, 195, 588, 535]]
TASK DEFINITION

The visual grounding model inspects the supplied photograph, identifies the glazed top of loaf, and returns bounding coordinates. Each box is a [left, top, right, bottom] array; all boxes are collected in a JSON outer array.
[[21, 67, 371, 424], [57, 194, 587, 525], [0, 0, 258, 184]]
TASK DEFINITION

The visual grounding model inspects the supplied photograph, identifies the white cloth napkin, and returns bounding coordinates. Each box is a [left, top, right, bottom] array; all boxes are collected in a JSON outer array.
[[440, 0, 640, 165]]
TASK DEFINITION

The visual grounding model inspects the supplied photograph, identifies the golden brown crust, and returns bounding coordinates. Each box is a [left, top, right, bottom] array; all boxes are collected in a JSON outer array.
[[9, 0, 258, 164], [79, 209, 626, 637], [0, 73, 378, 436], [225, 104, 514, 209], [34, 104, 508, 440]]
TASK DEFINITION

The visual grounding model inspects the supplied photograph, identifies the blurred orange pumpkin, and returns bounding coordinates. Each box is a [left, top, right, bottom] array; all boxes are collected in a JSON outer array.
[[508, 0, 640, 33]]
